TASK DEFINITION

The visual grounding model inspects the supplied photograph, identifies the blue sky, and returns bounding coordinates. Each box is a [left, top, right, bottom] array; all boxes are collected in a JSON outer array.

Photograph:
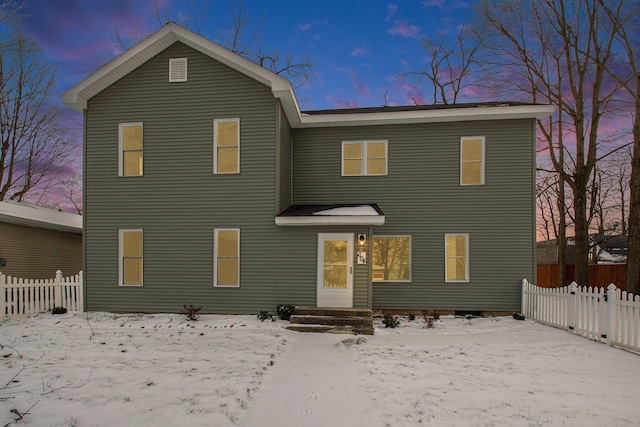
[[17, 0, 475, 111]]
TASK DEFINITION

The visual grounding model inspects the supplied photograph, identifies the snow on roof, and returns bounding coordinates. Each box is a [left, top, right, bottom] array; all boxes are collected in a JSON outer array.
[[0, 200, 82, 234], [312, 205, 379, 216]]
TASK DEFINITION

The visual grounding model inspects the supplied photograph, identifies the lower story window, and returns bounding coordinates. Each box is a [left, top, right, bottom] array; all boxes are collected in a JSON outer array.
[[214, 228, 240, 287], [119, 229, 143, 286], [372, 235, 411, 282], [445, 233, 469, 282]]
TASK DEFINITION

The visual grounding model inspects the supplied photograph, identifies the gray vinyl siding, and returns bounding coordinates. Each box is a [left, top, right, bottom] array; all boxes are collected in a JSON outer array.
[[0, 223, 82, 279], [84, 42, 299, 313], [292, 120, 536, 311]]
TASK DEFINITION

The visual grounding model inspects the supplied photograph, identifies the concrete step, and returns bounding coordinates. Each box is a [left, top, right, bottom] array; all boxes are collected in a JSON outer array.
[[284, 324, 375, 335], [289, 315, 373, 327], [293, 306, 373, 317]]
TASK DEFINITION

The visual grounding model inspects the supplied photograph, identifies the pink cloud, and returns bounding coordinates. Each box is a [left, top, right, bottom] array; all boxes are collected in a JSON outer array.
[[297, 23, 312, 31], [351, 47, 366, 57], [386, 4, 398, 22], [388, 20, 420, 38], [326, 95, 359, 109]]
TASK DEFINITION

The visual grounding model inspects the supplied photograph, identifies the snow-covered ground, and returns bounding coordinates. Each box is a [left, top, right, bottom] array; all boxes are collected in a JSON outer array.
[[1, 312, 639, 426]]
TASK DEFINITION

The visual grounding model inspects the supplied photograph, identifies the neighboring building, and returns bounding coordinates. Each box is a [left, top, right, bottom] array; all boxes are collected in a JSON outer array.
[[62, 23, 554, 314], [537, 238, 577, 266], [0, 200, 82, 279], [591, 234, 627, 264]]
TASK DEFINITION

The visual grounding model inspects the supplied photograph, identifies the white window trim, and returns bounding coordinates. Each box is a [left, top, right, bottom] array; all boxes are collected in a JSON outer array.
[[118, 229, 143, 287], [213, 118, 240, 174], [445, 233, 469, 283], [169, 58, 188, 82], [214, 228, 240, 287], [460, 136, 485, 186], [341, 140, 388, 176], [118, 122, 144, 177], [372, 234, 412, 283]]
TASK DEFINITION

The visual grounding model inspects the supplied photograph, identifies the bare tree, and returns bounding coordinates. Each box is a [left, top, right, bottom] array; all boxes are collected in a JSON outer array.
[[0, 6, 75, 203], [478, 0, 623, 286], [113, 0, 312, 89], [400, 17, 485, 104], [589, 0, 640, 293]]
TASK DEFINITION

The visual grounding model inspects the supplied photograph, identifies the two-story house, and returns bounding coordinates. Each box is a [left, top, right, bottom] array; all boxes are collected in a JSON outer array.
[[62, 23, 553, 314]]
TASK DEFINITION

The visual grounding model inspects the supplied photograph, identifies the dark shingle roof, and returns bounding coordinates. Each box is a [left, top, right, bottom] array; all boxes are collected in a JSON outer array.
[[301, 101, 539, 116]]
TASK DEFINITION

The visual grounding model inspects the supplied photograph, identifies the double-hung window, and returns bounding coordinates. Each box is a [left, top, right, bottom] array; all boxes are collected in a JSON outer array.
[[214, 228, 240, 287], [371, 235, 411, 282], [445, 233, 469, 282], [119, 229, 143, 286], [214, 119, 240, 174], [460, 136, 484, 185], [342, 140, 387, 176], [119, 123, 143, 177]]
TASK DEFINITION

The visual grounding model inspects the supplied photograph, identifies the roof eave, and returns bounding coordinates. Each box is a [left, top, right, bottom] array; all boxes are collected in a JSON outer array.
[[296, 104, 556, 128], [275, 215, 386, 226]]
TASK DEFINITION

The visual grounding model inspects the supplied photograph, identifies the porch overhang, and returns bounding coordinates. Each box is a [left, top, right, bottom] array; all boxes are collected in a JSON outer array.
[[275, 204, 385, 226]]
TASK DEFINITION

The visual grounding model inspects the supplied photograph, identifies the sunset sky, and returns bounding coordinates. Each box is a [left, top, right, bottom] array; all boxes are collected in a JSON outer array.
[[17, 0, 476, 111]]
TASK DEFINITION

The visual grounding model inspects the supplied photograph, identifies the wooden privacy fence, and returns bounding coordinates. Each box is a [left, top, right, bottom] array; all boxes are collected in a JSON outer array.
[[522, 279, 640, 353], [1, 270, 84, 319], [537, 264, 627, 289]]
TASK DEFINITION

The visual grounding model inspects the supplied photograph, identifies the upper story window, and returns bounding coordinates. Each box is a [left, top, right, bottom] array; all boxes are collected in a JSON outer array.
[[214, 118, 240, 174], [169, 58, 187, 82], [460, 136, 485, 185], [445, 233, 469, 283], [119, 123, 143, 177], [119, 229, 143, 286], [342, 140, 388, 176]]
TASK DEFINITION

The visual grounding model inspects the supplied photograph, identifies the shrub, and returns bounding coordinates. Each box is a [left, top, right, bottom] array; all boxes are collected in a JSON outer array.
[[382, 314, 400, 328], [180, 304, 202, 321], [257, 311, 274, 322], [52, 306, 67, 315], [276, 305, 295, 321]]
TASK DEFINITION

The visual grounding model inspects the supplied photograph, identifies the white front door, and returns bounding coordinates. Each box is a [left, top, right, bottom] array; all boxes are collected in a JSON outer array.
[[317, 233, 354, 308]]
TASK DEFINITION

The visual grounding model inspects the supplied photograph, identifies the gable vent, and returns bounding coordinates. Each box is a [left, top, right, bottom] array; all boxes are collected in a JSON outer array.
[[169, 58, 187, 82]]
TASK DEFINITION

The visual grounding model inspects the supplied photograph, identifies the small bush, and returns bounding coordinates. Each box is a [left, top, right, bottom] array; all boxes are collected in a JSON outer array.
[[382, 314, 400, 328], [257, 311, 274, 322], [52, 306, 67, 315], [180, 304, 202, 321], [276, 305, 295, 321]]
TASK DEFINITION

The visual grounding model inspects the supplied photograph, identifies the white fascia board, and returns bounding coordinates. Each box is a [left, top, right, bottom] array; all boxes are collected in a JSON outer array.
[[296, 105, 556, 128], [275, 215, 386, 226], [0, 201, 82, 233]]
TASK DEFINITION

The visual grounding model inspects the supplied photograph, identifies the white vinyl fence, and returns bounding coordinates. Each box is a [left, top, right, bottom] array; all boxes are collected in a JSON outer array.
[[1, 270, 84, 319], [522, 279, 640, 353]]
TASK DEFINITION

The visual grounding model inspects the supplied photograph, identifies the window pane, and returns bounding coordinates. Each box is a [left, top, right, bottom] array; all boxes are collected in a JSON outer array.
[[323, 265, 347, 288], [217, 258, 239, 285], [343, 159, 362, 175], [217, 121, 238, 147], [446, 235, 466, 257], [123, 258, 143, 284], [217, 147, 238, 173], [122, 125, 143, 150], [218, 230, 238, 257], [367, 158, 386, 175], [462, 139, 482, 161], [372, 236, 411, 281], [123, 231, 142, 257], [461, 162, 482, 185], [343, 143, 362, 159], [367, 142, 386, 158], [123, 151, 143, 176]]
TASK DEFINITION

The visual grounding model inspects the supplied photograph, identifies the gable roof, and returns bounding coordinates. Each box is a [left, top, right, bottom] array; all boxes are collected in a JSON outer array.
[[62, 22, 555, 127], [0, 200, 82, 234]]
